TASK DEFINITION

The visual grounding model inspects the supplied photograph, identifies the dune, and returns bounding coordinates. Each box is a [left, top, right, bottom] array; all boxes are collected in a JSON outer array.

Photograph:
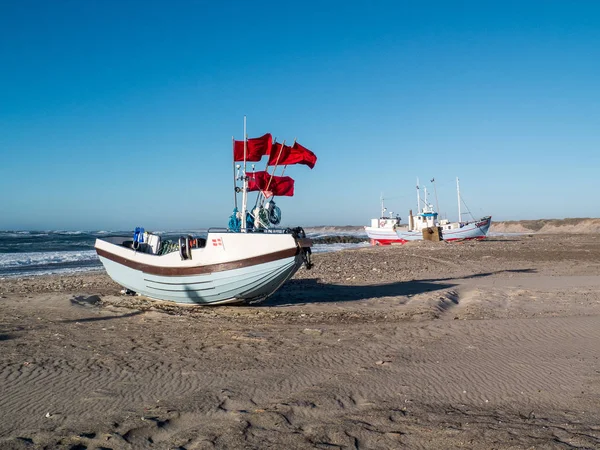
[[492, 217, 600, 234]]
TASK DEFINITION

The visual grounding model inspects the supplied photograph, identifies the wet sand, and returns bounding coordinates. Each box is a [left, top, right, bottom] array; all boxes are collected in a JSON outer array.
[[1, 234, 600, 449]]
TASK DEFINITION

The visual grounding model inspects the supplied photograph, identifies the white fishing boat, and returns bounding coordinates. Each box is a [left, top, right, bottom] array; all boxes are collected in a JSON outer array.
[[365, 178, 492, 245], [95, 118, 317, 305]]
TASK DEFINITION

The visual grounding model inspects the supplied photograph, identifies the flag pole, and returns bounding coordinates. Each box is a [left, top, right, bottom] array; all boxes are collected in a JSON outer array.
[[262, 136, 277, 173], [257, 139, 286, 208], [264, 140, 285, 192], [252, 137, 275, 210], [256, 135, 276, 205], [232, 136, 237, 209], [278, 138, 295, 177], [254, 136, 277, 210], [241, 115, 248, 231], [265, 137, 294, 204]]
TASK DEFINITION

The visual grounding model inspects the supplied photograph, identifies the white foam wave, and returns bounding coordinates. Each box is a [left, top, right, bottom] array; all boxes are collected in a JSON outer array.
[[307, 232, 368, 239], [312, 242, 370, 253], [0, 250, 98, 268], [0, 231, 50, 238]]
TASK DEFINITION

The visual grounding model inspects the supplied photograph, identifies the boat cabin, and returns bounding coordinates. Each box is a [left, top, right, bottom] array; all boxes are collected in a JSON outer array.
[[371, 215, 401, 229]]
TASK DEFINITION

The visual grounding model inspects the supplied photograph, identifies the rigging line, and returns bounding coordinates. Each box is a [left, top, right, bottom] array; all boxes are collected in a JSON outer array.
[[460, 197, 476, 221]]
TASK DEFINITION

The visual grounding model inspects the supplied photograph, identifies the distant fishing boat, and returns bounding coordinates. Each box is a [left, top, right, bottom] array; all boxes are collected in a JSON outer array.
[[95, 118, 316, 305], [365, 177, 492, 245]]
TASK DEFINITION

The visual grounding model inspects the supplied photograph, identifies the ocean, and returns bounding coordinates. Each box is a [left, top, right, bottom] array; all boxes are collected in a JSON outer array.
[[0, 229, 369, 279]]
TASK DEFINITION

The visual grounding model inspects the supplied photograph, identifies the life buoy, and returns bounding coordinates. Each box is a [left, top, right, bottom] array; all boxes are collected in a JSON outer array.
[[379, 219, 386, 228]]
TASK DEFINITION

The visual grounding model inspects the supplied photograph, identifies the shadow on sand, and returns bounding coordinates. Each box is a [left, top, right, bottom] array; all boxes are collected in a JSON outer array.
[[61, 295, 144, 323], [262, 279, 456, 307], [60, 311, 144, 324], [419, 268, 536, 283], [261, 268, 536, 307]]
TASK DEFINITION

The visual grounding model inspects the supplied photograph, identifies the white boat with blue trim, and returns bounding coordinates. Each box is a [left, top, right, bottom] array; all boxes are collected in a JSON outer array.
[[365, 177, 492, 245], [95, 120, 316, 305], [95, 228, 312, 305]]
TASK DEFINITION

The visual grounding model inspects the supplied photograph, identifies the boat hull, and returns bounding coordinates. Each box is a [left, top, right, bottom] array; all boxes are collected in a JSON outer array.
[[95, 231, 309, 305], [365, 216, 492, 245], [439, 216, 492, 241]]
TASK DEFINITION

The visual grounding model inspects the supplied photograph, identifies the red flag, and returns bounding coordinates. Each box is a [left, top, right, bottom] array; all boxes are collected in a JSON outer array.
[[267, 142, 292, 166], [271, 175, 294, 196], [233, 133, 272, 162], [267, 141, 316, 169], [247, 171, 294, 196], [247, 171, 270, 191]]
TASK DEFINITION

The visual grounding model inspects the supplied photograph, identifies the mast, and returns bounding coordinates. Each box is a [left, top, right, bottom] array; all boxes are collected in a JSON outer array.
[[432, 177, 439, 214], [241, 116, 248, 231], [457, 177, 461, 223], [380, 192, 384, 218], [416, 177, 421, 213]]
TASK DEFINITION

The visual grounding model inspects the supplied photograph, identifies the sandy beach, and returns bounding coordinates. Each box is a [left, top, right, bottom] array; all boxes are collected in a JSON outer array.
[[1, 234, 600, 449]]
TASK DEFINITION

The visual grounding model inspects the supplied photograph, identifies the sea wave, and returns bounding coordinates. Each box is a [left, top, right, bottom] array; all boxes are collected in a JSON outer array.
[[0, 250, 98, 268], [0, 231, 51, 238], [0, 250, 101, 278], [312, 242, 370, 254]]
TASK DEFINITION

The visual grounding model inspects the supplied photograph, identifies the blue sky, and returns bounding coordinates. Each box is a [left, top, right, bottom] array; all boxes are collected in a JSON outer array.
[[1, 1, 599, 230]]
